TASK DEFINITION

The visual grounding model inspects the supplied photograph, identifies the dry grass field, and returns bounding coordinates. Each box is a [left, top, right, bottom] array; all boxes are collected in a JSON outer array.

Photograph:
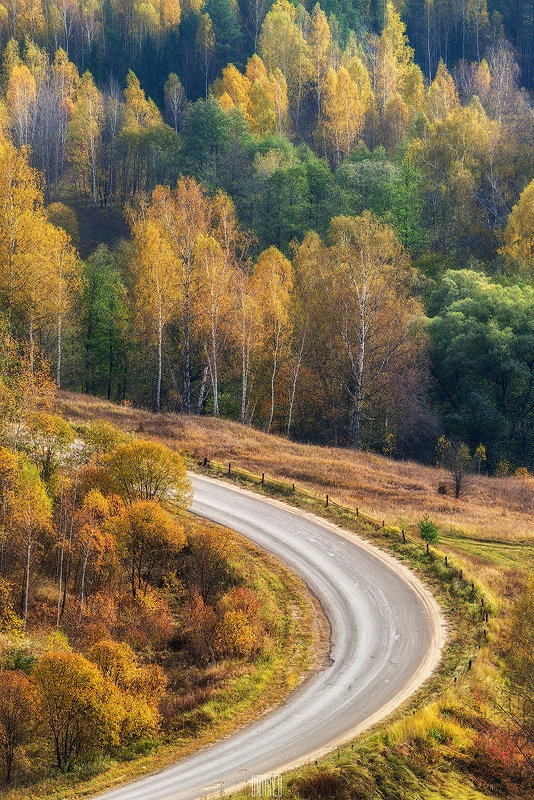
[[59, 391, 534, 582]]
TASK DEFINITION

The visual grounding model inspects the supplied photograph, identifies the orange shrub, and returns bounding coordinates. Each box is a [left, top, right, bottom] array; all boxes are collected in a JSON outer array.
[[114, 591, 173, 649], [182, 591, 217, 661]]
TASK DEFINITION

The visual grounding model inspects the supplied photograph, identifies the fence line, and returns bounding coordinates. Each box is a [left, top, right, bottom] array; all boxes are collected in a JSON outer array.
[[198, 456, 488, 618]]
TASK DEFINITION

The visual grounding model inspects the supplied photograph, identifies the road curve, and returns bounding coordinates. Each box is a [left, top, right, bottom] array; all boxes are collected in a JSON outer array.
[[95, 474, 446, 800]]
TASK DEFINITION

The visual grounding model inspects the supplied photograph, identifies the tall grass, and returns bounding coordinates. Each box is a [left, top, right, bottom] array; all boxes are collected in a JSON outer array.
[[60, 392, 534, 547]]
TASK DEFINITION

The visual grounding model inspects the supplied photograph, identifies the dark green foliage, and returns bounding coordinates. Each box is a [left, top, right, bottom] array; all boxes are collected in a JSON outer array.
[[334, 147, 427, 252], [204, 0, 245, 74], [173, 12, 202, 99], [181, 97, 232, 175], [80, 245, 129, 402], [428, 270, 534, 469], [254, 159, 310, 252]]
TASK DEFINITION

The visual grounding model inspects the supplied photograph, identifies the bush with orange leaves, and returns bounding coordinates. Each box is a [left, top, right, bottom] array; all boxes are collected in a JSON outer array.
[[181, 524, 237, 603], [182, 586, 262, 662], [182, 591, 218, 661], [0, 670, 36, 782], [34, 650, 124, 771], [114, 590, 174, 650], [110, 500, 186, 599], [215, 587, 262, 658]]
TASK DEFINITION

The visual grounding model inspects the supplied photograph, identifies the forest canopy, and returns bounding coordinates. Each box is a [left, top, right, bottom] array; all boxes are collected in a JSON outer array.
[[0, 0, 531, 470]]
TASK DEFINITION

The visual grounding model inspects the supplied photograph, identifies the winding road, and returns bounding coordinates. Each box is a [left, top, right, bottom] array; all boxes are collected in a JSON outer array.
[[95, 473, 446, 800]]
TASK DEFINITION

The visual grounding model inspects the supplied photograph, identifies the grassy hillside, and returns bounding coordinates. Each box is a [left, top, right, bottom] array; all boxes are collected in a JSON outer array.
[[59, 391, 534, 583]]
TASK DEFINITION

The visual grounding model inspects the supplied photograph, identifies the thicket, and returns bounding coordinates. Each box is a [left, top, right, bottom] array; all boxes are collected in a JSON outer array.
[[0, 341, 281, 786]]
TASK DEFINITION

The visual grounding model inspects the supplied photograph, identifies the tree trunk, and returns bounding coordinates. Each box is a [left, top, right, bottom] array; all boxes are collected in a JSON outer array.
[[183, 267, 191, 414], [56, 487, 66, 628], [210, 325, 219, 417], [241, 340, 248, 423], [267, 323, 281, 434], [197, 366, 208, 414], [29, 314, 34, 379], [287, 328, 307, 438], [23, 533, 32, 632], [156, 303, 163, 412], [80, 538, 91, 616], [57, 312, 62, 389]]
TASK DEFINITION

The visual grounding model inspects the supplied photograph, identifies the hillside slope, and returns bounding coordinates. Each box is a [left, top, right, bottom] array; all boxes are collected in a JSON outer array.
[[60, 391, 534, 547]]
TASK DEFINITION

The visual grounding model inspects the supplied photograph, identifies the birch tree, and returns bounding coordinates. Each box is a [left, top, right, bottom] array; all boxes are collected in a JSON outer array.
[[163, 72, 186, 132], [47, 224, 81, 389], [68, 71, 104, 206], [144, 180, 210, 414], [253, 247, 293, 433], [295, 212, 416, 449], [130, 213, 179, 412], [236, 272, 263, 424], [6, 63, 36, 147], [13, 459, 51, 631], [195, 234, 235, 417]]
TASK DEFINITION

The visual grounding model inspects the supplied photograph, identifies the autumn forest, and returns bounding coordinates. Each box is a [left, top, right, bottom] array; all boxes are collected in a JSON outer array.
[[0, 0, 533, 792], [0, 0, 532, 471]]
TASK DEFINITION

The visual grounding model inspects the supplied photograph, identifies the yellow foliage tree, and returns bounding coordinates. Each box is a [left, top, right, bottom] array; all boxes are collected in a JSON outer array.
[[195, 233, 236, 417], [426, 59, 459, 121], [320, 66, 365, 165], [295, 213, 416, 450], [309, 3, 331, 115], [502, 179, 534, 271], [123, 70, 162, 129], [34, 650, 123, 770], [68, 71, 103, 206], [111, 499, 186, 597], [12, 458, 52, 630], [259, 0, 311, 130], [253, 247, 293, 433], [236, 270, 264, 423], [129, 213, 180, 411], [105, 439, 192, 506], [6, 62, 35, 147], [215, 56, 290, 136]]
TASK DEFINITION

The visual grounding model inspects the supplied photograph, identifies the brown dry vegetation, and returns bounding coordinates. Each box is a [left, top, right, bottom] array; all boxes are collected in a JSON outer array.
[[59, 391, 534, 548]]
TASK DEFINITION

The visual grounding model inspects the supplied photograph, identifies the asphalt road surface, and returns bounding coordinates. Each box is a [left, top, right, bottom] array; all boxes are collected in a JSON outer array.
[[94, 473, 445, 800]]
